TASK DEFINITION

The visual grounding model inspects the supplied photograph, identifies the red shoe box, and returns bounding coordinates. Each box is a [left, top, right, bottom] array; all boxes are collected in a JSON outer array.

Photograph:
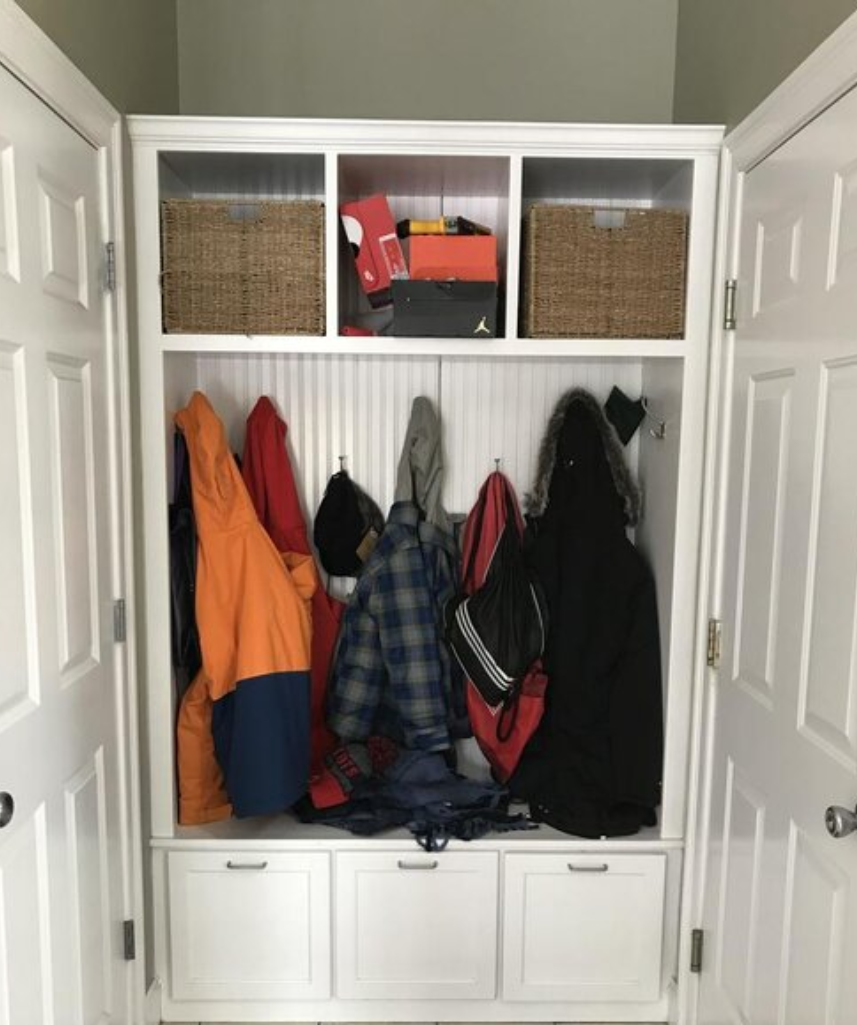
[[340, 194, 408, 308], [409, 235, 498, 282]]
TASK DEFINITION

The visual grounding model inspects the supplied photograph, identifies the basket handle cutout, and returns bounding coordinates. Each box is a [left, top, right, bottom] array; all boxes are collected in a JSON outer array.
[[592, 208, 628, 230]]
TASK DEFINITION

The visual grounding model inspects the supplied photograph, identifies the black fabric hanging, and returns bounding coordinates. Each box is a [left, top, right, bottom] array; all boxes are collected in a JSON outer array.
[[169, 430, 201, 698], [510, 388, 663, 839]]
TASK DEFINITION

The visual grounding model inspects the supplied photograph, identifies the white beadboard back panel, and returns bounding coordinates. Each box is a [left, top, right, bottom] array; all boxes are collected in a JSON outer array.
[[441, 358, 643, 515], [158, 151, 326, 201], [182, 354, 648, 528], [191, 353, 440, 524]]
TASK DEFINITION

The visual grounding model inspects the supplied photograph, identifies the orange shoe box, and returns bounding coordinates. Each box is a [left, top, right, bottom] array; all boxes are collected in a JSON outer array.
[[409, 235, 498, 281]]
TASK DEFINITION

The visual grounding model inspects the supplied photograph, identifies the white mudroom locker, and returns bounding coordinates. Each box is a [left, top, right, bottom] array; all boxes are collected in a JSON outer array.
[[1, 1, 857, 1024]]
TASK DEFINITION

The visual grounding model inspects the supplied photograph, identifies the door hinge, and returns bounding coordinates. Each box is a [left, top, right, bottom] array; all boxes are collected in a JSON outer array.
[[723, 278, 737, 330], [123, 919, 136, 961], [690, 928, 704, 974], [105, 241, 116, 292], [707, 618, 722, 669], [113, 599, 127, 644]]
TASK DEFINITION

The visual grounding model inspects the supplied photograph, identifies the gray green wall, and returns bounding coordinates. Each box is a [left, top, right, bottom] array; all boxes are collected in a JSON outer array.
[[176, 0, 679, 122], [15, 0, 179, 112], [674, 0, 857, 127]]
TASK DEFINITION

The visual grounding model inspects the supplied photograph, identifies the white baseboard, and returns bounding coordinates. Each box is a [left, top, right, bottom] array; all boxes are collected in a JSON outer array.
[[144, 977, 163, 1025]]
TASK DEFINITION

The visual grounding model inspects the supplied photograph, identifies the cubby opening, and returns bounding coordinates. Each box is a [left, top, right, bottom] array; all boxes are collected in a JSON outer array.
[[519, 158, 695, 340], [158, 151, 326, 202], [337, 154, 511, 336], [159, 351, 686, 842]]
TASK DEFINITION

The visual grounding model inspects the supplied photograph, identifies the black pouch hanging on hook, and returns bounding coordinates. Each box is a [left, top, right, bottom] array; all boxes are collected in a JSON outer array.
[[604, 386, 646, 445], [314, 470, 385, 577]]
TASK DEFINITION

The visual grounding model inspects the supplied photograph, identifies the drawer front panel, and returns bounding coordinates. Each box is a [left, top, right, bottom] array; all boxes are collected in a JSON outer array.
[[336, 850, 498, 1000], [168, 850, 331, 1001], [503, 852, 666, 1002]]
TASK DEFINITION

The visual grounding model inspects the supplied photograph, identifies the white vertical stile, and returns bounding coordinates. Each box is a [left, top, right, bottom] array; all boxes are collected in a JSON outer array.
[[505, 155, 524, 339], [324, 152, 339, 337], [659, 151, 721, 841]]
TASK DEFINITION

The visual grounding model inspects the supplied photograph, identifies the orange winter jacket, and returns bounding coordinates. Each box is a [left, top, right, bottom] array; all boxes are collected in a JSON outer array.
[[175, 392, 316, 824]]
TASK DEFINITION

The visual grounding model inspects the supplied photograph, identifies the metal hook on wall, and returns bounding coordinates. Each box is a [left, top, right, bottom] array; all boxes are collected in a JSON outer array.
[[494, 457, 502, 472], [641, 398, 668, 441], [338, 454, 347, 472]]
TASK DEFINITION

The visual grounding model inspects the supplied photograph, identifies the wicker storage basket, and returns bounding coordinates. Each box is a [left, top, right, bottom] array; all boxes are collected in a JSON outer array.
[[522, 205, 688, 338], [161, 199, 325, 334]]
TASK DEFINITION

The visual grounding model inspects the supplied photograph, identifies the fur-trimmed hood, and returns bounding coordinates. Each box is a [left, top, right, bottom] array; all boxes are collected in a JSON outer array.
[[527, 388, 641, 526]]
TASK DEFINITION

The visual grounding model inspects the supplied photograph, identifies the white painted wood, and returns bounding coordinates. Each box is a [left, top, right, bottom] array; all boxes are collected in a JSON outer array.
[[192, 352, 440, 519], [335, 851, 498, 1000], [0, 4, 143, 1020], [440, 357, 642, 514], [127, 118, 723, 159], [696, 82, 857, 1025], [168, 850, 331, 1001], [0, 62, 128, 1025], [131, 113, 723, 1022], [159, 334, 693, 358], [503, 853, 666, 1003]]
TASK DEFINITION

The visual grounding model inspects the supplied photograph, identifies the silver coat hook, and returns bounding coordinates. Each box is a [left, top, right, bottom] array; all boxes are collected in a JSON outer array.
[[494, 457, 502, 471], [641, 398, 667, 441], [338, 454, 347, 472]]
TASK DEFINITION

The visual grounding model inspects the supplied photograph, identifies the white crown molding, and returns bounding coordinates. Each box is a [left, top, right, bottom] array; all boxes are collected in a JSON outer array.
[[726, 6, 857, 172], [128, 113, 725, 157]]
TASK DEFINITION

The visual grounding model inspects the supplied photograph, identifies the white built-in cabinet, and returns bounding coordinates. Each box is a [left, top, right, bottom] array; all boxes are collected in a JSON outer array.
[[130, 117, 723, 1022]]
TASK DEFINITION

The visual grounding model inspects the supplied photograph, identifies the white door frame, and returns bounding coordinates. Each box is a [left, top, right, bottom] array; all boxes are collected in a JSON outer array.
[[681, 10, 857, 1025], [0, 1, 144, 1021]]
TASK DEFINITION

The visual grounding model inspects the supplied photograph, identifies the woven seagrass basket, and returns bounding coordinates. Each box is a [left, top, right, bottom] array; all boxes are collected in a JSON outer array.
[[522, 205, 688, 339], [161, 199, 325, 334]]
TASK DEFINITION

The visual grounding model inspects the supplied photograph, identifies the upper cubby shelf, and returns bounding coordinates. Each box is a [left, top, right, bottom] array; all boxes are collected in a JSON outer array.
[[131, 118, 722, 359], [159, 150, 326, 201]]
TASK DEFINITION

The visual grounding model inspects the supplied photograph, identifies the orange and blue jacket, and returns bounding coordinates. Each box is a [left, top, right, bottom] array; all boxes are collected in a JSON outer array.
[[175, 392, 316, 823]]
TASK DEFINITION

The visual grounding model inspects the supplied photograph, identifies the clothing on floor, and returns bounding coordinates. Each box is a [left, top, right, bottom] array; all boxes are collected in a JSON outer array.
[[241, 395, 344, 770], [510, 388, 663, 839], [296, 747, 535, 847], [175, 391, 316, 823]]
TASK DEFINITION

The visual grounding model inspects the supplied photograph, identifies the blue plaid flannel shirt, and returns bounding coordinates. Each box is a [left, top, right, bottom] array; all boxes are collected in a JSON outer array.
[[328, 501, 461, 751]]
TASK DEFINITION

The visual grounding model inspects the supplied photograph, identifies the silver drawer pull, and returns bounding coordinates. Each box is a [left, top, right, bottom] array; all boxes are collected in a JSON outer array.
[[568, 862, 609, 873], [226, 860, 268, 870], [397, 859, 439, 870]]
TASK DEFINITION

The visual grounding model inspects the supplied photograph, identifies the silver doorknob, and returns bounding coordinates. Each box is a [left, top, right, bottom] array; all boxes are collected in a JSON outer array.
[[0, 792, 13, 828], [825, 804, 857, 839]]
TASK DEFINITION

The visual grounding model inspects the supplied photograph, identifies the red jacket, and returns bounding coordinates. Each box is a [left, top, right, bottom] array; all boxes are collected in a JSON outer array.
[[242, 397, 344, 769]]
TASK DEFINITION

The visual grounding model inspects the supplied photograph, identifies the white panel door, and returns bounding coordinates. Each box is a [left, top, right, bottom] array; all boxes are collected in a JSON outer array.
[[0, 67, 129, 1024], [503, 852, 666, 1003], [335, 850, 498, 1000], [698, 85, 857, 1024], [168, 850, 331, 1001]]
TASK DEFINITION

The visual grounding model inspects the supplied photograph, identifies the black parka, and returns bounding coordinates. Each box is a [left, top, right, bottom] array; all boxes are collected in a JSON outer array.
[[510, 389, 663, 838]]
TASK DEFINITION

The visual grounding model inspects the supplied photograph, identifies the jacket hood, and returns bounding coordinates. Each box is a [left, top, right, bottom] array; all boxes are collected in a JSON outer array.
[[394, 396, 450, 533], [527, 388, 641, 526]]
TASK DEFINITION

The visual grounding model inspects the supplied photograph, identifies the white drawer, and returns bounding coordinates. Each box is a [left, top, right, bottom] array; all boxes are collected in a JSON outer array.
[[502, 852, 666, 1002], [167, 850, 331, 1001], [335, 850, 499, 1000]]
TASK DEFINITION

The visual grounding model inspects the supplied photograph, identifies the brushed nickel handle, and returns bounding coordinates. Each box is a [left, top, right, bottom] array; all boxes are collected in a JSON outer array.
[[226, 860, 268, 870], [825, 804, 857, 839], [568, 862, 609, 872], [397, 859, 439, 870]]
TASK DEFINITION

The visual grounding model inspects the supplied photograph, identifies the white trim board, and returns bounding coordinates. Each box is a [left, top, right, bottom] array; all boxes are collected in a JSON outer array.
[[0, 2, 144, 1024]]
